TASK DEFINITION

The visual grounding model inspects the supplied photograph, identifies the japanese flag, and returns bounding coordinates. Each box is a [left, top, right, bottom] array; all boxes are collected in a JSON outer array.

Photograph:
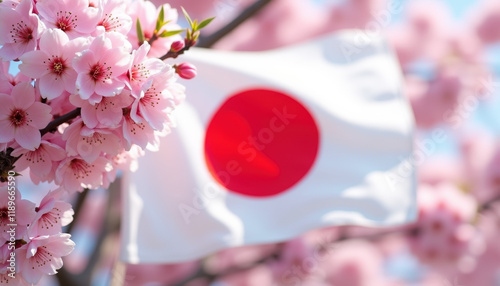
[[120, 30, 416, 264]]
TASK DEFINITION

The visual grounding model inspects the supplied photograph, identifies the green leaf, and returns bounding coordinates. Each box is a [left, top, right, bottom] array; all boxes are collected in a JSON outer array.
[[197, 17, 215, 30], [159, 29, 185, 38], [159, 6, 165, 23], [181, 6, 193, 27], [136, 18, 145, 45], [155, 21, 161, 33], [155, 6, 165, 33]]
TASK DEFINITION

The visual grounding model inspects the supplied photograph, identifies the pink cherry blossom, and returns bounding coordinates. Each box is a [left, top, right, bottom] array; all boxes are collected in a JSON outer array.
[[0, 0, 43, 61], [131, 66, 184, 131], [23, 132, 65, 184], [104, 145, 143, 188], [418, 156, 463, 186], [0, 186, 36, 242], [408, 66, 464, 129], [69, 90, 133, 129], [11, 139, 66, 179], [55, 156, 111, 192], [406, 0, 451, 59], [36, 0, 101, 39], [0, 82, 52, 150], [0, 61, 30, 94], [271, 237, 316, 283], [121, 111, 157, 150], [63, 119, 122, 163], [73, 33, 131, 101], [473, 0, 500, 44], [459, 130, 496, 198], [123, 42, 165, 94], [19, 28, 89, 99], [215, 264, 278, 286], [28, 162, 59, 186], [387, 1, 451, 64], [29, 188, 74, 236], [324, 0, 387, 31], [322, 240, 387, 286], [410, 183, 484, 272], [126, 0, 182, 57], [0, 264, 29, 286], [95, 0, 132, 35], [18, 233, 75, 285]]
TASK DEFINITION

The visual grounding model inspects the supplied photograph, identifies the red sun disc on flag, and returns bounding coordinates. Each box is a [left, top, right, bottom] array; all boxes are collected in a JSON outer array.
[[204, 88, 320, 197]]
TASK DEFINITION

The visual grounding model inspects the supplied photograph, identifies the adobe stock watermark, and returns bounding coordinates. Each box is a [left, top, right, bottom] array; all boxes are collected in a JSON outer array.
[[6, 170, 17, 279], [385, 76, 500, 191], [178, 106, 297, 224], [340, 0, 404, 61]]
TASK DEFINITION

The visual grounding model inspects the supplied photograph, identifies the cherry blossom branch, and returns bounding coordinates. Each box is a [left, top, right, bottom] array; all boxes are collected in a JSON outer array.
[[196, 0, 273, 48], [159, 43, 191, 60], [160, 0, 272, 61], [40, 108, 81, 136], [0, 108, 82, 180]]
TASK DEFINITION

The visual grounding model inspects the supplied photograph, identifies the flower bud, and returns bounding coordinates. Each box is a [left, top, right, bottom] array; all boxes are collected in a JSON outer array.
[[175, 63, 197, 79], [170, 40, 185, 53]]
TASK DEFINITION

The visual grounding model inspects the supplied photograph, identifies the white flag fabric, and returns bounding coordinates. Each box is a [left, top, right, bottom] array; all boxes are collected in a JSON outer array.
[[120, 30, 417, 264]]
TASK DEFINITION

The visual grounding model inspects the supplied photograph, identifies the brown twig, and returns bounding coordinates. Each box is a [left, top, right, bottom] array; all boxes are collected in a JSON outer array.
[[40, 108, 81, 136], [159, 44, 191, 61], [159, 0, 273, 62], [196, 0, 273, 48]]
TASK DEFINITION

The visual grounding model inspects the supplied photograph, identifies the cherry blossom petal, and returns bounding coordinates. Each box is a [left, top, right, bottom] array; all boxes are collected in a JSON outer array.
[[26, 102, 52, 129], [0, 94, 13, 120], [15, 125, 41, 150], [12, 82, 35, 109], [76, 72, 98, 100], [39, 73, 66, 99], [39, 28, 68, 55], [19, 50, 50, 78], [0, 119, 15, 143], [94, 79, 125, 97]]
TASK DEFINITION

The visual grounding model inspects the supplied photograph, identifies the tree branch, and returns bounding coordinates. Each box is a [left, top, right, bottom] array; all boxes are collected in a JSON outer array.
[[197, 0, 273, 48], [159, 45, 190, 61], [65, 189, 89, 235], [40, 108, 81, 136]]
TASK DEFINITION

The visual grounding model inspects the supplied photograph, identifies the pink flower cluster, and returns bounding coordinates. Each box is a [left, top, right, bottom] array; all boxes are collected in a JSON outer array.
[[0, 186, 74, 285], [0, 0, 199, 283], [409, 184, 484, 273]]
